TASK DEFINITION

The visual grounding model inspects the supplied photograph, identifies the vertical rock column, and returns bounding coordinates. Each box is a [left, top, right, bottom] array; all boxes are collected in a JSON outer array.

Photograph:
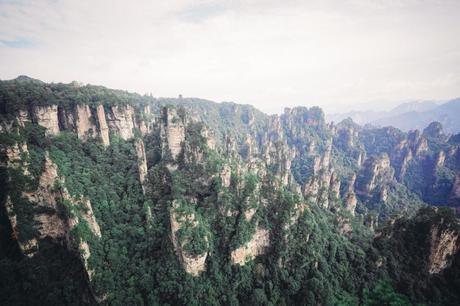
[[160, 107, 185, 170], [134, 139, 148, 194], [75, 105, 97, 141], [96, 105, 110, 146]]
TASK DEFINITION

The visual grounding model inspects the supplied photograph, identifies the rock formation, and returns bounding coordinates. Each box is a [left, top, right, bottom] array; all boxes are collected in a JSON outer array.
[[96, 105, 110, 146], [134, 139, 148, 193], [428, 222, 460, 274], [231, 226, 270, 265], [35, 105, 60, 135], [161, 107, 185, 163], [169, 200, 208, 276]]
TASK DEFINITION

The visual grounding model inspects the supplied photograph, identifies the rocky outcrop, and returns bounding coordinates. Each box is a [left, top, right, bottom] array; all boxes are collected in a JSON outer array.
[[392, 130, 428, 179], [231, 226, 270, 265], [106, 105, 135, 140], [161, 107, 185, 162], [357, 154, 394, 195], [134, 139, 148, 193], [76, 105, 97, 141], [220, 164, 232, 188], [428, 223, 460, 274], [4, 151, 101, 278], [201, 127, 216, 150], [435, 151, 446, 168], [258, 116, 297, 187], [343, 174, 357, 215], [35, 105, 60, 135], [96, 105, 110, 146], [423, 121, 445, 140], [169, 200, 208, 276], [15, 103, 147, 145], [5, 142, 30, 175]]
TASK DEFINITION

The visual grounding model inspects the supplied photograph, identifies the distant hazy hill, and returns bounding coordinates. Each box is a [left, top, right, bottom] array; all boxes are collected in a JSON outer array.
[[327, 99, 460, 133]]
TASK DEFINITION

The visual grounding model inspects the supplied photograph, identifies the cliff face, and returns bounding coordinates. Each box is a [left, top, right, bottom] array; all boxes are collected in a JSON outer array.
[[106, 105, 136, 140], [428, 223, 460, 274], [3, 148, 101, 278], [96, 105, 110, 146], [18, 103, 150, 146], [75, 105, 97, 141], [161, 107, 185, 164], [357, 154, 394, 196], [231, 226, 270, 265], [134, 139, 148, 193], [374, 207, 460, 279], [34, 105, 60, 136], [169, 200, 208, 276], [3, 79, 460, 305], [391, 130, 428, 179], [9, 96, 460, 215]]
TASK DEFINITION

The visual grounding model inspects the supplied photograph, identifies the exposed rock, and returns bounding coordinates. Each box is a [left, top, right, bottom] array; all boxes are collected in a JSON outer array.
[[380, 186, 388, 203], [231, 226, 270, 265], [137, 105, 154, 136], [161, 107, 185, 161], [5, 195, 38, 256], [134, 139, 148, 193], [201, 127, 216, 150], [5, 142, 30, 176], [35, 105, 60, 135], [75, 105, 97, 141], [107, 105, 135, 140], [357, 154, 394, 194], [337, 216, 352, 234], [435, 151, 446, 168], [329, 172, 341, 203], [398, 149, 413, 179], [344, 192, 358, 215], [244, 207, 257, 221], [96, 105, 110, 146], [220, 164, 232, 188], [423, 121, 445, 140], [169, 201, 208, 276], [241, 134, 258, 160], [80, 199, 101, 238], [6, 152, 101, 278], [428, 224, 460, 274]]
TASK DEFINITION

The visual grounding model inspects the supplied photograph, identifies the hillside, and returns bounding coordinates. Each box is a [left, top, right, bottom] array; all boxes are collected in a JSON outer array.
[[1, 77, 460, 305]]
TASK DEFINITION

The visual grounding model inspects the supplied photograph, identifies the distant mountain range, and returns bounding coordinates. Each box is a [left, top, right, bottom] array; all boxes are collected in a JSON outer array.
[[327, 98, 460, 134]]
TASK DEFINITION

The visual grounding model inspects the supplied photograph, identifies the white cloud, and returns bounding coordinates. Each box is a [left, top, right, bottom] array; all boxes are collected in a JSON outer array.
[[1, 0, 459, 113]]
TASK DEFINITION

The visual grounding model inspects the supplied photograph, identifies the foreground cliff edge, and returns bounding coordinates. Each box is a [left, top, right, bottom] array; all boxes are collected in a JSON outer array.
[[1, 76, 460, 305]]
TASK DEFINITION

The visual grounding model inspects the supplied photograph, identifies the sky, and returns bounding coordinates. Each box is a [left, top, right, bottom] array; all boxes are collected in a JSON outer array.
[[1, 0, 459, 114]]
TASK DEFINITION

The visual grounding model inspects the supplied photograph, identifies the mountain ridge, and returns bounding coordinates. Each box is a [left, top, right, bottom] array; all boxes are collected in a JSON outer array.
[[1, 77, 460, 305], [328, 98, 460, 134]]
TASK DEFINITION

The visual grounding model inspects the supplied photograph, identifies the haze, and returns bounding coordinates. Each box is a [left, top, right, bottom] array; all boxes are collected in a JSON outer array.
[[1, 0, 459, 114]]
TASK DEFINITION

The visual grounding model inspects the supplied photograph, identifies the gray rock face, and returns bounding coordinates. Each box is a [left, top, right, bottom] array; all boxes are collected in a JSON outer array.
[[4, 149, 101, 278], [161, 107, 185, 161], [106, 105, 135, 140], [169, 200, 208, 276], [135, 139, 148, 193], [35, 105, 60, 135], [428, 223, 460, 274], [96, 105, 110, 146], [231, 226, 270, 266]]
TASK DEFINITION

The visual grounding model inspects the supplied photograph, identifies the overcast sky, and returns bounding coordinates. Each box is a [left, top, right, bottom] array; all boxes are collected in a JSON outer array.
[[1, 0, 459, 114]]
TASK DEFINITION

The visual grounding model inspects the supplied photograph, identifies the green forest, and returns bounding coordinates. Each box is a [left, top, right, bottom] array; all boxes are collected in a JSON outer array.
[[1, 78, 460, 305]]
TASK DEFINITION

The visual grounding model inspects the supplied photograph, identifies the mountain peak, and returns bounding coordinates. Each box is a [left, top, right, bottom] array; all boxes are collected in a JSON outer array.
[[14, 75, 44, 84]]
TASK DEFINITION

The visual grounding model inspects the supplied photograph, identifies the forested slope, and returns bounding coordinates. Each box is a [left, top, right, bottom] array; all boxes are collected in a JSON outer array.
[[1, 77, 460, 305]]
